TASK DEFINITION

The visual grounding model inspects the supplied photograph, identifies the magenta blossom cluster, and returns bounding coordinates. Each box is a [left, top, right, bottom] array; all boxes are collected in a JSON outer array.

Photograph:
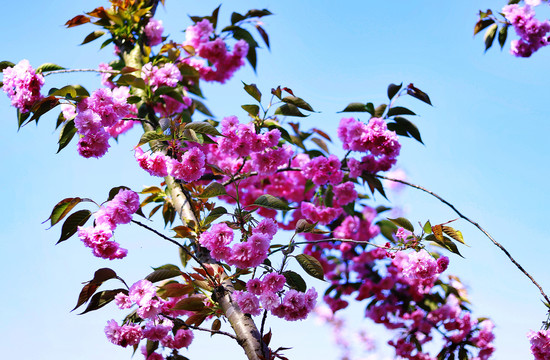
[[142, 62, 182, 90], [107, 279, 194, 357], [312, 237, 494, 360], [182, 19, 249, 83], [216, 116, 293, 176], [2, 59, 44, 113], [338, 117, 401, 174], [74, 87, 133, 158], [199, 218, 277, 268], [144, 18, 164, 46], [395, 249, 449, 293], [134, 146, 206, 182], [77, 189, 139, 259], [502, 4, 550, 57], [234, 274, 318, 321], [528, 329, 550, 360]]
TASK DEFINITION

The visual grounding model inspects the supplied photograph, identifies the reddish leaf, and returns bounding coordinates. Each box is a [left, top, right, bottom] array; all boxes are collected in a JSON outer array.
[[65, 15, 91, 28]]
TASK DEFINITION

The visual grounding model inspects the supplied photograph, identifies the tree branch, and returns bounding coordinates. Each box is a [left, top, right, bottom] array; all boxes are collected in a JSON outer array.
[[377, 174, 550, 305]]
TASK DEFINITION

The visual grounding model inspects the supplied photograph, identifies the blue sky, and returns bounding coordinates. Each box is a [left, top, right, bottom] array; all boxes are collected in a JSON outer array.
[[1, 1, 549, 359]]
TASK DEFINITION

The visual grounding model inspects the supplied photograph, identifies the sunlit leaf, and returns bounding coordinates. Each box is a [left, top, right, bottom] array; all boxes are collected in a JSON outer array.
[[295, 254, 324, 281], [57, 210, 91, 244]]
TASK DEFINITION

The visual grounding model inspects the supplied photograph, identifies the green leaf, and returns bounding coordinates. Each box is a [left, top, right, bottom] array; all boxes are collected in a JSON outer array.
[[387, 83, 402, 100], [198, 182, 227, 198], [81, 30, 105, 45], [193, 99, 213, 116], [474, 18, 495, 36], [46, 197, 82, 227], [245, 9, 273, 18], [283, 270, 307, 292], [155, 86, 184, 103], [126, 95, 141, 104], [30, 96, 60, 121], [184, 122, 222, 137], [203, 207, 227, 226], [117, 74, 146, 89], [57, 210, 91, 244], [35, 63, 65, 73], [57, 119, 78, 153], [423, 220, 432, 234], [374, 104, 387, 118], [484, 23, 498, 52], [442, 226, 466, 245], [406, 84, 432, 106], [295, 219, 316, 233], [426, 234, 464, 257], [231, 12, 245, 25], [377, 219, 398, 242], [145, 268, 182, 283], [49, 85, 77, 99], [79, 289, 124, 315], [339, 102, 368, 113], [242, 82, 262, 103], [295, 254, 325, 281], [498, 25, 508, 49], [242, 104, 260, 117], [72, 268, 122, 311], [17, 109, 30, 129], [274, 103, 308, 117], [0, 60, 15, 72], [388, 217, 414, 232], [171, 297, 206, 311], [255, 25, 270, 49], [387, 106, 416, 117], [361, 173, 387, 199], [282, 96, 314, 112], [311, 138, 329, 153], [388, 116, 423, 144], [137, 130, 168, 147], [253, 194, 292, 211]]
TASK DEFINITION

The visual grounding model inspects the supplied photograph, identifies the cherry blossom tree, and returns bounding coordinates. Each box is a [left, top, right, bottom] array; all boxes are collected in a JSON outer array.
[[2, 1, 549, 360]]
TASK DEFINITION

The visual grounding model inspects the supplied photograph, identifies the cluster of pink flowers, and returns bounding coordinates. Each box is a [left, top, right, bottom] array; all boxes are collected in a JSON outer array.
[[182, 19, 249, 83], [338, 117, 401, 174], [302, 155, 344, 186], [199, 218, 277, 268], [528, 329, 550, 360], [333, 210, 380, 250], [393, 249, 449, 293], [301, 202, 343, 225], [74, 87, 133, 158], [77, 189, 139, 259], [234, 273, 318, 321], [144, 18, 164, 46], [2, 59, 44, 113], [502, 4, 550, 57], [142, 62, 183, 90], [204, 116, 294, 184], [134, 146, 206, 182], [106, 279, 194, 357], [305, 220, 494, 360], [153, 94, 192, 118]]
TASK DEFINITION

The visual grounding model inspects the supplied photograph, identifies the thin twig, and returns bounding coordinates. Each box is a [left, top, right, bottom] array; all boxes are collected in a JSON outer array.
[[269, 238, 392, 256], [43, 68, 121, 77], [121, 117, 156, 127], [161, 314, 238, 340], [377, 174, 550, 304], [223, 167, 301, 186], [131, 219, 217, 285]]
